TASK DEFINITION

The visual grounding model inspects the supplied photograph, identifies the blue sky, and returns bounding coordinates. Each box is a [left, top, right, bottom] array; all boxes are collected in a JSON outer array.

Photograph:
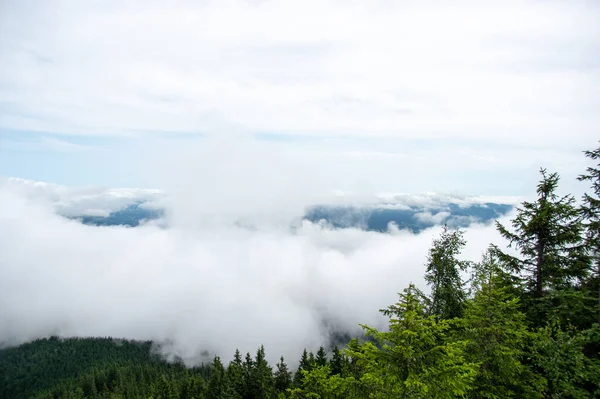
[[1, 0, 598, 196]]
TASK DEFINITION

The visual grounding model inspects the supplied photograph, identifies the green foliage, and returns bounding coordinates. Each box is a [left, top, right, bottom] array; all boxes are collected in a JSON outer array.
[[328, 347, 346, 376], [288, 365, 356, 399], [293, 349, 311, 388], [247, 345, 275, 399], [531, 321, 600, 398], [226, 350, 245, 398], [315, 347, 327, 368], [578, 142, 600, 324], [0, 336, 193, 399], [348, 285, 478, 398], [494, 168, 588, 326], [462, 257, 544, 398], [274, 357, 292, 394], [425, 227, 470, 319]]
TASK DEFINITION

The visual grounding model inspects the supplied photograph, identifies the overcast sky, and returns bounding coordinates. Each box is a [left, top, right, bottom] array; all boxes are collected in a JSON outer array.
[[1, 0, 599, 194]]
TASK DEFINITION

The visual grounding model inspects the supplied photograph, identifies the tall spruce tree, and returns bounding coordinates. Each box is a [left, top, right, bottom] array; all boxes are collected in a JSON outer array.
[[227, 349, 245, 399], [249, 345, 274, 399], [578, 143, 600, 324], [315, 346, 328, 367], [242, 352, 254, 399], [494, 169, 588, 325], [207, 356, 227, 399], [274, 356, 292, 394], [425, 226, 470, 319], [293, 349, 311, 387], [329, 346, 346, 376]]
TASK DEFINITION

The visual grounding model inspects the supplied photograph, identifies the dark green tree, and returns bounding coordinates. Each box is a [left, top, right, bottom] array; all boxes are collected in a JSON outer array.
[[578, 142, 600, 324], [308, 351, 316, 368], [463, 252, 544, 398], [494, 169, 588, 324], [315, 346, 328, 367], [154, 375, 177, 399], [329, 346, 346, 376], [293, 349, 311, 387], [248, 345, 274, 399], [425, 226, 470, 319], [532, 321, 600, 398], [227, 349, 245, 398], [207, 356, 228, 399], [242, 352, 254, 399], [274, 356, 292, 393]]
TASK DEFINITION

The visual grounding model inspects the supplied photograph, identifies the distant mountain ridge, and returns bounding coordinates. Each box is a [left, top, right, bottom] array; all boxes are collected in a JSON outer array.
[[304, 202, 512, 233], [1, 178, 515, 232], [69, 201, 512, 232]]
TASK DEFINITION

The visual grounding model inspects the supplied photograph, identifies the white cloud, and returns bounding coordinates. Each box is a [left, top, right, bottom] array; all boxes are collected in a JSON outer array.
[[0, 177, 164, 217], [0, 176, 515, 365], [414, 211, 451, 225], [0, 0, 598, 149]]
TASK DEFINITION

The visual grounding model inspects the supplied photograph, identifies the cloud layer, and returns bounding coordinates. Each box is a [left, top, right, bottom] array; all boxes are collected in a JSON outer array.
[[0, 178, 513, 365], [1, 0, 598, 146]]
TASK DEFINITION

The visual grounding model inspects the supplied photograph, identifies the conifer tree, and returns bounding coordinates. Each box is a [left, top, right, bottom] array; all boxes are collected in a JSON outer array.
[[532, 322, 600, 398], [329, 346, 346, 376], [315, 346, 328, 367], [425, 226, 470, 319], [293, 349, 311, 387], [578, 143, 600, 324], [288, 364, 357, 399], [347, 284, 478, 398], [274, 356, 292, 393], [242, 352, 254, 399], [249, 345, 274, 399], [494, 169, 588, 324], [227, 349, 245, 399], [207, 356, 228, 399], [463, 252, 544, 398]]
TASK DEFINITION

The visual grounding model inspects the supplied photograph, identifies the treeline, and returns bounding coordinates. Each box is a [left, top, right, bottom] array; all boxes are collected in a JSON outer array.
[[1, 143, 599, 398]]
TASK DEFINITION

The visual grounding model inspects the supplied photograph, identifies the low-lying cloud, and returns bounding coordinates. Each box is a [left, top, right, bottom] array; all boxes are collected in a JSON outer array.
[[0, 180, 512, 365]]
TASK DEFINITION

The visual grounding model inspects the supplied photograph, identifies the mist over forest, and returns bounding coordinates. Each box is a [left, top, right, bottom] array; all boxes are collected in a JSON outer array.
[[1, 0, 599, 397]]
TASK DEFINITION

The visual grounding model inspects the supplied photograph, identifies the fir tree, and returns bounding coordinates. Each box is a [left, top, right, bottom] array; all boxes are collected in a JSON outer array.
[[293, 349, 310, 387], [329, 346, 346, 376], [578, 142, 600, 324], [226, 349, 245, 399], [249, 345, 274, 399], [348, 284, 478, 398], [425, 226, 470, 319], [315, 346, 328, 367], [463, 252, 544, 398], [494, 169, 588, 324], [207, 356, 227, 399], [274, 356, 292, 393], [242, 352, 254, 399]]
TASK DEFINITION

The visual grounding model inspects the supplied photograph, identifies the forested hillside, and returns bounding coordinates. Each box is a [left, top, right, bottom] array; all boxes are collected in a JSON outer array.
[[1, 144, 599, 398]]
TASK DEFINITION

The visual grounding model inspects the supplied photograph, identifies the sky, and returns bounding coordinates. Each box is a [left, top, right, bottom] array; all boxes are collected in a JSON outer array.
[[0, 0, 598, 195], [0, 0, 599, 364]]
